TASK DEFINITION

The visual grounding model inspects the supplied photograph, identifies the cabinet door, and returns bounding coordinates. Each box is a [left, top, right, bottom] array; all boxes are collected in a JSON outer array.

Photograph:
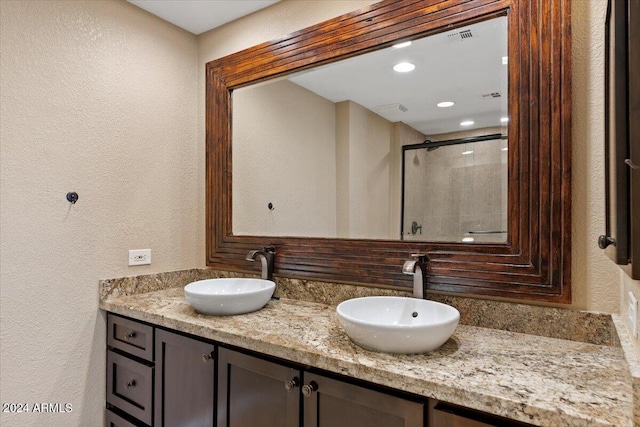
[[154, 329, 215, 427], [429, 401, 534, 427], [302, 372, 423, 427], [217, 347, 300, 427]]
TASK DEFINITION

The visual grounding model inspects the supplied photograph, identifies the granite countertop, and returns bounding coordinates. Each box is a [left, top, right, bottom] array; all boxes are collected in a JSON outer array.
[[100, 287, 633, 427]]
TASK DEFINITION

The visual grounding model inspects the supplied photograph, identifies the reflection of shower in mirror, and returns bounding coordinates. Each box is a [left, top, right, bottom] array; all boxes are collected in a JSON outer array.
[[401, 132, 507, 243]]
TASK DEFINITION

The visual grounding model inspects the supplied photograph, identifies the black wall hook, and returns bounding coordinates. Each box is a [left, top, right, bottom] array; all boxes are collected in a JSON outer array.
[[66, 192, 79, 204]]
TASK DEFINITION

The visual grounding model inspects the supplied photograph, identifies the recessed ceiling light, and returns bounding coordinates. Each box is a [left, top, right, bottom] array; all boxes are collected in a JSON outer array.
[[501, 147, 508, 151], [462, 150, 474, 155], [502, 56, 508, 65], [462, 237, 475, 242], [393, 62, 415, 72], [437, 101, 455, 108], [460, 120, 474, 126], [393, 41, 412, 49], [501, 117, 509, 123]]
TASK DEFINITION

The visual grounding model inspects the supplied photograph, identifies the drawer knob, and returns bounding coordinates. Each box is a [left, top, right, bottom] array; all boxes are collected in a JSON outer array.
[[202, 352, 213, 363], [302, 381, 318, 397], [126, 380, 136, 389], [124, 332, 136, 340], [284, 377, 299, 392]]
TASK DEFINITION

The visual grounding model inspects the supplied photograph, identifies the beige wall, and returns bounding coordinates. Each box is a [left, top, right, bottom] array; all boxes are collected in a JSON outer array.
[[233, 79, 337, 237], [234, 82, 401, 240], [0, 1, 199, 425], [336, 100, 393, 239], [198, 0, 640, 341], [574, 0, 640, 358], [391, 122, 425, 238], [571, 0, 635, 315], [1, 1, 639, 426], [198, 0, 378, 241], [621, 269, 640, 358], [199, 0, 631, 314]]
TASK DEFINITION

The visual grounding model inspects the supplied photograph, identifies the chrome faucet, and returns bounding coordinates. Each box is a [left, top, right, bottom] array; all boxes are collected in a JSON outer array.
[[246, 246, 276, 280], [402, 253, 428, 299]]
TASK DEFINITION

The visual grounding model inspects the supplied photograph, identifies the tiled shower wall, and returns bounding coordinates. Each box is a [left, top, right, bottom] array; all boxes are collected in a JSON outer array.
[[403, 128, 507, 242]]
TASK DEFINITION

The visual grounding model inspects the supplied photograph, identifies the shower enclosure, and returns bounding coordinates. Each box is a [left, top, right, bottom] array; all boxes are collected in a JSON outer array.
[[401, 134, 508, 243]]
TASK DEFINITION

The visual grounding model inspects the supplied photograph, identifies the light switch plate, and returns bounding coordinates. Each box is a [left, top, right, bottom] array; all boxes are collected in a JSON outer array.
[[628, 292, 638, 338], [129, 249, 151, 266]]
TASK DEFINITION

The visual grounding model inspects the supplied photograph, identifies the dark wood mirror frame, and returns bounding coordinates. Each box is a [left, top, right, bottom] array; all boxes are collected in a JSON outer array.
[[206, 0, 571, 303]]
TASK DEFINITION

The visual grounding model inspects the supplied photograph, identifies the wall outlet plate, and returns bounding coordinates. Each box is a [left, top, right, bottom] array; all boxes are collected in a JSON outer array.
[[629, 292, 638, 338], [129, 249, 151, 266]]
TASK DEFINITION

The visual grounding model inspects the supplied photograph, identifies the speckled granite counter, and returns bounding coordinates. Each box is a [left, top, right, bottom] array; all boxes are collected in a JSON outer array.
[[100, 287, 633, 427]]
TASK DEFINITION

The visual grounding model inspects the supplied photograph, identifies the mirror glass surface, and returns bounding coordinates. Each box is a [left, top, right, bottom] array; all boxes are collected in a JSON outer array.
[[402, 133, 508, 243], [232, 16, 507, 241]]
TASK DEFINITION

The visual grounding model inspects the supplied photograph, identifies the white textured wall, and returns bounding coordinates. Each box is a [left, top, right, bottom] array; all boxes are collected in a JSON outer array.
[[0, 1, 199, 425]]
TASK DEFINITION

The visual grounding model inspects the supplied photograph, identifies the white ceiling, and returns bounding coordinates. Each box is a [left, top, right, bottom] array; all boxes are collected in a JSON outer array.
[[127, 0, 280, 35], [128, 1, 507, 137], [288, 16, 508, 136]]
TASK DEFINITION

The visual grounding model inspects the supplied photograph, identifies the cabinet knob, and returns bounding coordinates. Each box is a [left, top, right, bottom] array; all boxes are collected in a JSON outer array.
[[284, 377, 299, 392], [598, 235, 616, 249], [126, 380, 136, 389], [301, 381, 318, 397], [202, 352, 213, 363], [124, 332, 136, 340]]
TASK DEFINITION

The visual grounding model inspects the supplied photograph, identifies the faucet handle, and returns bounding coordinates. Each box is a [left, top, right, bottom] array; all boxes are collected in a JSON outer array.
[[404, 253, 427, 299], [246, 246, 276, 280]]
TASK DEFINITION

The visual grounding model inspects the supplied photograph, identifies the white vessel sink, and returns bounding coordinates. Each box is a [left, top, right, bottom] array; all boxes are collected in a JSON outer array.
[[336, 296, 460, 354], [184, 278, 275, 316]]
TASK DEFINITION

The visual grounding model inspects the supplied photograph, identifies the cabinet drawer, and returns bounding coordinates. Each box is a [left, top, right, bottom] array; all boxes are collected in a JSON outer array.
[[106, 408, 141, 427], [108, 315, 153, 361], [107, 350, 153, 426]]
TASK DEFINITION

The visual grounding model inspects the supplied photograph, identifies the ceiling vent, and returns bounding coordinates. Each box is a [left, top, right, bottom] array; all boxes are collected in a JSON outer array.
[[374, 103, 408, 113], [446, 29, 473, 42], [481, 92, 502, 99]]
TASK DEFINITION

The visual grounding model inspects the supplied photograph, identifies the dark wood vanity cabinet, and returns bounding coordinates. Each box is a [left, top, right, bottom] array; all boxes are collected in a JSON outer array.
[[106, 314, 216, 427], [106, 314, 533, 427], [217, 347, 424, 427], [106, 315, 155, 426], [302, 372, 423, 427], [106, 409, 142, 427], [154, 329, 215, 427], [429, 401, 534, 427], [217, 347, 300, 427]]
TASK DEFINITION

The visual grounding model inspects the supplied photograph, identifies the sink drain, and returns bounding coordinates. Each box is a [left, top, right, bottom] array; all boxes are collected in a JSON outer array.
[[412, 311, 419, 318]]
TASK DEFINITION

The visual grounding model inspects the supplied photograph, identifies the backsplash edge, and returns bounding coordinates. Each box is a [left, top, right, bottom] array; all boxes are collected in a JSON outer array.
[[99, 268, 616, 346]]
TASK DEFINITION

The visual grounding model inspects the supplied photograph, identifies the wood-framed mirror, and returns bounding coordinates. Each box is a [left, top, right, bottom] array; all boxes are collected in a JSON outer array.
[[206, 0, 571, 303]]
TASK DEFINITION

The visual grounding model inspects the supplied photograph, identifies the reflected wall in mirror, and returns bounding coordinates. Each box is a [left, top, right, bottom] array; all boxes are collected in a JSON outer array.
[[206, 0, 572, 303], [232, 16, 508, 241]]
